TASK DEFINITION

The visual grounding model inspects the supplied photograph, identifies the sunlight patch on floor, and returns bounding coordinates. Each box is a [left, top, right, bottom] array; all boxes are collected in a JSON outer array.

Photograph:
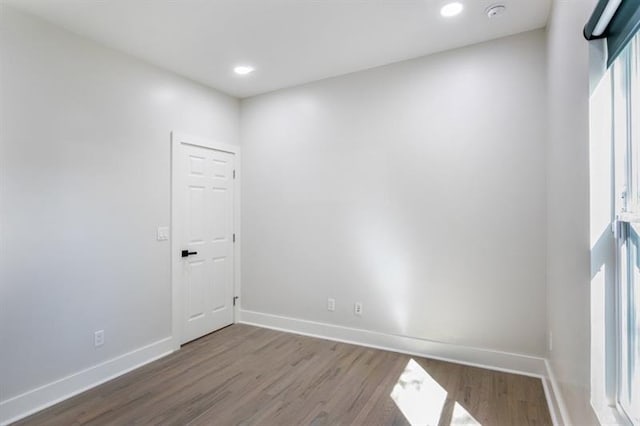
[[390, 358, 447, 426], [451, 402, 481, 425], [391, 359, 482, 426]]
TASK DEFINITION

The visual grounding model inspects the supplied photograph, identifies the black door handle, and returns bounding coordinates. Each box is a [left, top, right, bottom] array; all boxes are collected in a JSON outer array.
[[181, 250, 198, 258]]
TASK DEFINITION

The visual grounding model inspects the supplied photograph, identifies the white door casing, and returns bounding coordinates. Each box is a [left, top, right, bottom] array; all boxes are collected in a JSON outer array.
[[171, 133, 239, 346]]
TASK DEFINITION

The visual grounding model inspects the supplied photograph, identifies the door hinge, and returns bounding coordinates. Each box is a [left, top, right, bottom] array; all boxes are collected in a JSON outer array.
[[233, 296, 239, 306], [233, 169, 236, 179], [233, 233, 236, 243]]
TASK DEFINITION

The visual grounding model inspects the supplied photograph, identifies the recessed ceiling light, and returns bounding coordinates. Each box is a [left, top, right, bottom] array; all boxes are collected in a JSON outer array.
[[234, 65, 255, 75], [440, 2, 464, 17]]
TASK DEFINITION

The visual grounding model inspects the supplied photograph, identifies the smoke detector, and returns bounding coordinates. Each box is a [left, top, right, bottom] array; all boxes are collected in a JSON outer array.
[[486, 4, 506, 18]]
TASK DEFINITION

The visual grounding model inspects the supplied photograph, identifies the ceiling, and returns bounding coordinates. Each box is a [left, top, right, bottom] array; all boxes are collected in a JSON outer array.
[[5, 0, 551, 98]]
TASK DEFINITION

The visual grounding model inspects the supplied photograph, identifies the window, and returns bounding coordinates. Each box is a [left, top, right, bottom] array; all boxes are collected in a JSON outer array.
[[615, 31, 640, 425]]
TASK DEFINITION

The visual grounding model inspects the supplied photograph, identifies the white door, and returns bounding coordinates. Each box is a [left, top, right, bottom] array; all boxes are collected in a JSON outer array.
[[174, 140, 235, 344]]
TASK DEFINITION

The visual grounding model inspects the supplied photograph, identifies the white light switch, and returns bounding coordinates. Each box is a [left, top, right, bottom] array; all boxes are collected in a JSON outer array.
[[157, 226, 169, 241]]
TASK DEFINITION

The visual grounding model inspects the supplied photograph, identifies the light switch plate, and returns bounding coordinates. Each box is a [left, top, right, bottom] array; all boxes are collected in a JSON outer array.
[[157, 226, 169, 241]]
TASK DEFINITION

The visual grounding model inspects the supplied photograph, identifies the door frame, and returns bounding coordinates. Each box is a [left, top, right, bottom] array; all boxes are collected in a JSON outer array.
[[170, 131, 241, 350]]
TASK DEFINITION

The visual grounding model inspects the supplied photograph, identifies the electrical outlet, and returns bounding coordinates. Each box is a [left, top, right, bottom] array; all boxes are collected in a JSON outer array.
[[354, 302, 363, 316], [94, 330, 105, 347], [327, 298, 336, 312]]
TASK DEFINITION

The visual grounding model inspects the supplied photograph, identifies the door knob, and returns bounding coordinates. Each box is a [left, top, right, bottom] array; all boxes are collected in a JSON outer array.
[[181, 250, 198, 258]]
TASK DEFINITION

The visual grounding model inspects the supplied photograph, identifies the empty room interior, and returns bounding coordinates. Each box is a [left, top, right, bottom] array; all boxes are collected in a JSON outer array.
[[1, 0, 640, 424]]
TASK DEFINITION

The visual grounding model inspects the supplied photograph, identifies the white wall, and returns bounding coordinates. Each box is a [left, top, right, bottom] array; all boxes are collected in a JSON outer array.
[[0, 5, 239, 406], [240, 30, 548, 357], [546, 0, 600, 424]]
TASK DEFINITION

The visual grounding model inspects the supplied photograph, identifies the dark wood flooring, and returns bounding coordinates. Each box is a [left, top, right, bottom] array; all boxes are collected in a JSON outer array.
[[15, 324, 552, 425]]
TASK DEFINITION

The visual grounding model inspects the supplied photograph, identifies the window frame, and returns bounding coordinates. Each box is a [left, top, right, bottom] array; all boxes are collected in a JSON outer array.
[[614, 32, 640, 426]]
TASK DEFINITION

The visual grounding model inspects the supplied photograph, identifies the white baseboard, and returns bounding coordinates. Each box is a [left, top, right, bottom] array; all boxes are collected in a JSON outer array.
[[543, 359, 571, 426], [239, 309, 547, 376], [240, 310, 568, 424], [541, 377, 559, 426], [0, 337, 175, 425]]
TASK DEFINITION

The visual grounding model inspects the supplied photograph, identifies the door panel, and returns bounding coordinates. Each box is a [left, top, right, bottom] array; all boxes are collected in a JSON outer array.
[[186, 260, 206, 321], [176, 142, 235, 344], [211, 257, 228, 311], [188, 186, 205, 243]]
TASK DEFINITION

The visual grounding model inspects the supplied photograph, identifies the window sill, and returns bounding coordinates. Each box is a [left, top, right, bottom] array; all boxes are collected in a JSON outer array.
[[592, 401, 632, 426]]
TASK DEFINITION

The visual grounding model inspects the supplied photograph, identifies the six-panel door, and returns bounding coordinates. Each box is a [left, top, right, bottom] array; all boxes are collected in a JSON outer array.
[[177, 142, 235, 344]]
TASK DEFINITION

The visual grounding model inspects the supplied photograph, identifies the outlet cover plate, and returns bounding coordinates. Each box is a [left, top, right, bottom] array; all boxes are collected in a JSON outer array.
[[354, 302, 363, 316], [94, 330, 105, 347], [327, 298, 336, 312]]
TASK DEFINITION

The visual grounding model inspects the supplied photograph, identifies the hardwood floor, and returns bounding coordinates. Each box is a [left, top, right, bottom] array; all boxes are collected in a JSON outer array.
[[15, 324, 552, 426]]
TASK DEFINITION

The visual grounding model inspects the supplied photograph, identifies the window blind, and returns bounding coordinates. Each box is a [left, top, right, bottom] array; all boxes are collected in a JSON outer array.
[[584, 0, 640, 67]]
